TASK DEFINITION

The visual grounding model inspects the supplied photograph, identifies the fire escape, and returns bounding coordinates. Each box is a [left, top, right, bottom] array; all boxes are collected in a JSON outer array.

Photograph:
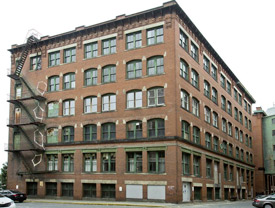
[[7, 35, 48, 176]]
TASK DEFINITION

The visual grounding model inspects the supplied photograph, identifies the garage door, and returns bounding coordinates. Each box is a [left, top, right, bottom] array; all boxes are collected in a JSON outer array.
[[147, 185, 165, 200], [126, 185, 143, 199]]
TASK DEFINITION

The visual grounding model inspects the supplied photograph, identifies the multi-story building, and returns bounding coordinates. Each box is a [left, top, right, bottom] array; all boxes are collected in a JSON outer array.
[[253, 106, 275, 195], [6, 1, 256, 203]]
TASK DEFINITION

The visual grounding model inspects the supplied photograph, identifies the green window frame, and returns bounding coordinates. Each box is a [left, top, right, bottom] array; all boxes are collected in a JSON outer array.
[[249, 137, 252, 148], [245, 117, 248, 128], [203, 56, 210, 73], [223, 141, 227, 154], [193, 126, 200, 144], [245, 134, 249, 146], [147, 87, 164, 107], [13, 132, 20, 150], [47, 154, 58, 171], [193, 155, 200, 177], [48, 76, 59, 92], [84, 42, 98, 59], [221, 96, 226, 110], [83, 183, 96, 198], [27, 182, 37, 196], [206, 159, 212, 178], [61, 183, 73, 196], [102, 38, 116, 55], [30, 55, 41, 70], [235, 127, 239, 140], [83, 124, 97, 141], [126, 152, 142, 173], [47, 102, 59, 117], [205, 133, 212, 149], [180, 59, 189, 80], [190, 42, 198, 61], [101, 184, 116, 198], [62, 154, 74, 172], [229, 166, 233, 181], [226, 81, 231, 95], [179, 29, 188, 51], [147, 26, 163, 45], [239, 112, 243, 124], [101, 123, 116, 140], [212, 112, 218, 128], [148, 151, 165, 173], [222, 118, 227, 132], [182, 152, 190, 175], [240, 131, 243, 142], [84, 153, 97, 172], [204, 81, 210, 98], [84, 68, 97, 86], [126, 120, 142, 139], [229, 144, 233, 156], [228, 122, 232, 136], [227, 101, 232, 115], [204, 106, 211, 123], [126, 60, 142, 79], [147, 118, 165, 138], [102, 94, 116, 112], [147, 56, 164, 76], [182, 121, 190, 140], [213, 137, 219, 151], [47, 128, 58, 143], [224, 164, 228, 180], [212, 87, 217, 104], [126, 31, 142, 49], [84, 96, 97, 113], [192, 97, 199, 116], [220, 74, 225, 89], [63, 99, 75, 116], [236, 148, 239, 159], [127, 91, 142, 109], [181, 90, 189, 110], [211, 64, 217, 80], [64, 47, 76, 63], [62, 126, 74, 142], [102, 152, 116, 172], [46, 182, 57, 196], [49, 51, 60, 67], [102, 65, 116, 83], [191, 69, 199, 88], [63, 73, 75, 89], [238, 93, 242, 105], [194, 187, 201, 200], [234, 107, 238, 120], [234, 89, 238, 101]]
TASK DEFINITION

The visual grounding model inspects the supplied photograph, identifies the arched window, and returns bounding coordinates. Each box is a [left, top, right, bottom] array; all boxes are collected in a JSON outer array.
[[148, 118, 165, 138], [191, 69, 199, 88], [48, 76, 59, 92], [102, 94, 116, 112], [83, 124, 97, 141], [63, 73, 75, 89], [84, 96, 97, 113], [212, 111, 218, 128], [193, 126, 200, 144], [101, 123, 116, 140], [126, 120, 142, 139], [84, 68, 97, 86], [204, 80, 210, 98], [147, 56, 164, 76], [126, 60, 142, 79], [205, 133, 212, 149], [147, 87, 164, 107], [47, 101, 59, 117], [62, 126, 74, 142], [126, 90, 142, 109], [182, 121, 190, 140], [204, 106, 211, 123], [180, 59, 189, 80], [63, 99, 75, 116], [102, 65, 116, 83], [47, 127, 58, 143], [192, 97, 199, 116], [181, 90, 189, 111]]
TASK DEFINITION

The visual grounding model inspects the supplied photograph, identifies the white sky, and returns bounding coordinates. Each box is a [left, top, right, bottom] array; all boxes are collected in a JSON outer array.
[[0, 0, 274, 167]]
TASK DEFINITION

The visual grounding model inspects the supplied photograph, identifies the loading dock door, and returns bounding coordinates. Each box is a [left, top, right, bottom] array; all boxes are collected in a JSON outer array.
[[147, 185, 165, 200], [126, 185, 143, 199]]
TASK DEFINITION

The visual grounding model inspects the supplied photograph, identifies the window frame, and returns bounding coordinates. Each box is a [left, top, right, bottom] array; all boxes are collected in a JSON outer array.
[[147, 26, 163, 45], [126, 152, 142, 173], [63, 99, 75, 116], [147, 87, 164, 107], [102, 94, 116, 112], [126, 120, 143, 139], [148, 151, 165, 173], [147, 118, 165, 138], [48, 76, 60, 92], [84, 96, 97, 114], [147, 56, 164, 76], [63, 73, 75, 90], [84, 42, 98, 59], [30, 55, 41, 71], [126, 31, 142, 50], [62, 126, 74, 142], [84, 68, 97, 86], [126, 90, 142, 109], [126, 60, 142, 79], [49, 51, 60, 67], [101, 123, 116, 141], [64, 47, 76, 64], [83, 124, 97, 142], [102, 38, 116, 55], [102, 65, 116, 83]]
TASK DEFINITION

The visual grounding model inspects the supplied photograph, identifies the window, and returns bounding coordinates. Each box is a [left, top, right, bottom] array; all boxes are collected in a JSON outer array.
[[84, 42, 98, 59], [182, 121, 190, 140], [148, 151, 165, 173], [244, 100, 248, 111], [193, 155, 200, 177], [84, 153, 97, 172], [147, 87, 164, 107], [147, 26, 163, 45], [101, 123, 116, 140], [211, 65, 217, 80], [212, 112, 218, 128], [234, 107, 238, 120], [226, 81, 231, 95], [101, 184, 116, 198], [127, 152, 142, 173], [249, 120, 252, 131], [221, 96, 226, 110], [227, 101, 232, 115], [102, 94, 116, 112], [64, 47, 76, 63], [229, 144, 233, 156], [84, 96, 97, 113], [212, 88, 218, 104], [205, 133, 212, 149], [238, 93, 242, 105], [84, 69, 97, 86], [273, 119, 275, 124], [83, 124, 97, 141], [194, 187, 201, 200], [46, 183, 57, 196], [102, 152, 116, 172], [147, 56, 164, 76], [240, 150, 244, 161], [48, 76, 59, 92], [49, 51, 60, 67], [213, 137, 219, 151], [182, 152, 190, 175], [27, 182, 37, 196], [63, 154, 74, 172], [47, 128, 58, 143], [240, 131, 243, 142], [126, 60, 142, 79], [30, 55, 41, 70], [204, 81, 210, 98], [179, 30, 188, 51], [222, 118, 227, 133], [245, 117, 248, 128], [193, 126, 200, 144], [204, 106, 211, 123], [181, 90, 189, 110], [83, 184, 96, 198], [62, 126, 74, 142], [102, 38, 116, 55], [126, 121, 142, 139], [246, 152, 249, 163], [239, 112, 243, 124], [248, 104, 251, 114], [234, 89, 238, 101], [148, 119, 165, 138], [206, 159, 212, 178], [236, 148, 239, 159], [127, 91, 142, 109], [220, 74, 225, 89], [224, 164, 228, 180], [190, 42, 198, 61], [228, 122, 232, 136], [63, 99, 75, 116], [47, 154, 58, 171], [126, 31, 142, 49], [191, 69, 199, 88], [235, 127, 239, 140], [203, 56, 210, 73], [222, 141, 227, 155], [63, 73, 75, 89], [102, 65, 116, 83], [245, 134, 249, 146], [192, 97, 199, 116], [229, 166, 233, 181], [47, 102, 59, 117], [180, 59, 189, 80], [273, 130, 275, 136]]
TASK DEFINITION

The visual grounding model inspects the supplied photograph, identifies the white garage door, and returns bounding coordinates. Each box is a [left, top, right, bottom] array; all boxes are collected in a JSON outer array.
[[147, 185, 165, 200], [126, 185, 143, 199]]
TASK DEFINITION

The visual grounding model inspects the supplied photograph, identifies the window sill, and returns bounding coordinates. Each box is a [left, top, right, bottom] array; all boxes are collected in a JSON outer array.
[[63, 88, 76, 91], [62, 115, 75, 117], [147, 104, 166, 108], [101, 110, 117, 113]]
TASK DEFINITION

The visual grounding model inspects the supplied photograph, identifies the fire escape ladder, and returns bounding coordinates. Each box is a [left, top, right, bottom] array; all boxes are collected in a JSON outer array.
[[19, 77, 36, 98], [18, 126, 36, 150], [18, 102, 35, 123], [15, 152, 32, 175], [14, 36, 38, 77]]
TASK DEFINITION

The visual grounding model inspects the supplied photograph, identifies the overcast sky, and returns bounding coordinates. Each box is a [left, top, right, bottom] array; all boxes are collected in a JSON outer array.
[[0, 0, 274, 167]]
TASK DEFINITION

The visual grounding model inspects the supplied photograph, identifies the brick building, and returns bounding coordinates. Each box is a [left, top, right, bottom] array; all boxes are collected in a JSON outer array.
[[7, 1, 256, 203]]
